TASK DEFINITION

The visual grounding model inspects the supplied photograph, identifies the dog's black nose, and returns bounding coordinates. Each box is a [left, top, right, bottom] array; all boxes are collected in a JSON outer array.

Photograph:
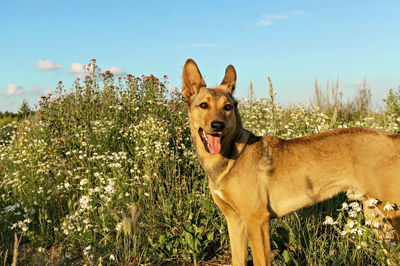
[[211, 120, 225, 132]]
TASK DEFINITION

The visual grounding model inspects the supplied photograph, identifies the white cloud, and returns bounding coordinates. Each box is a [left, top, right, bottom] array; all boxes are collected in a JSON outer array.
[[32, 85, 43, 94], [31, 85, 52, 96], [35, 59, 63, 70], [256, 14, 288, 26], [101, 66, 126, 76], [67, 62, 87, 78], [256, 10, 306, 27], [355, 79, 371, 87], [43, 88, 52, 96], [291, 10, 306, 15], [2, 83, 25, 97], [342, 79, 372, 88]]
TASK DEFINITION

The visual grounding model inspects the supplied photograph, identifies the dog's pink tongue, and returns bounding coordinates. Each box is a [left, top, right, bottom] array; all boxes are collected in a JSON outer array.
[[207, 134, 221, 154]]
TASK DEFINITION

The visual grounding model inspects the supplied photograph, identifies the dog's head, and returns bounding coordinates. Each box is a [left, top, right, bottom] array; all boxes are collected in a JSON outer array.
[[182, 59, 241, 155]]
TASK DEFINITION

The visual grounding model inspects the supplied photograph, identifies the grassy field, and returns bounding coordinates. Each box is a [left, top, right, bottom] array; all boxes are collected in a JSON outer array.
[[1, 61, 400, 265]]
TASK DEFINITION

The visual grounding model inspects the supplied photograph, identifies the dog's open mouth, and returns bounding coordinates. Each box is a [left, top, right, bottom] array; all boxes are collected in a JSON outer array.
[[199, 128, 223, 154]]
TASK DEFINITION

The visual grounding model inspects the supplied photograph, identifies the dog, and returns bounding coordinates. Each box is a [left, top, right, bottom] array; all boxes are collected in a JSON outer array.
[[181, 59, 400, 265]]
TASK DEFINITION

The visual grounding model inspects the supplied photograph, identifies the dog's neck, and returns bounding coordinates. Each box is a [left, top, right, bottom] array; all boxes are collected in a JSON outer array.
[[193, 126, 249, 186]]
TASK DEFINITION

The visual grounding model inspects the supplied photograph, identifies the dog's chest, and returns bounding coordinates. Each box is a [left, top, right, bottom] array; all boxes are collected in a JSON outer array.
[[212, 189, 226, 201]]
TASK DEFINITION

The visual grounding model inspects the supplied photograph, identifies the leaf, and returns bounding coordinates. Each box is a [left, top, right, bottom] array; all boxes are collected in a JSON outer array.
[[207, 231, 214, 241], [282, 249, 291, 263]]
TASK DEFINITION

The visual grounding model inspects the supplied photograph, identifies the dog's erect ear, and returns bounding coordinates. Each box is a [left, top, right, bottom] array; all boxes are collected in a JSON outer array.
[[220, 64, 236, 94], [182, 59, 206, 104]]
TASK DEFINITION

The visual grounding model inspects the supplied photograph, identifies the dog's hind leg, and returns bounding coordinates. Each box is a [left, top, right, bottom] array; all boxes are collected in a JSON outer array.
[[363, 200, 398, 241]]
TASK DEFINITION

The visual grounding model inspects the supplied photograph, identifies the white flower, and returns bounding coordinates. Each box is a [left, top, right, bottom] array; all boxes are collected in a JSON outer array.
[[345, 219, 356, 229], [80, 196, 90, 206], [372, 217, 381, 228], [80, 179, 88, 186], [349, 202, 359, 209], [115, 223, 122, 231], [341, 228, 351, 236], [104, 185, 114, 194], [348, 210, 357, 218], [109, 254, 116, 261], [323, 216, 338, 225], [368, 198, 379, 207], [339, 202, 348, 210], [383, 203, 396, 211]]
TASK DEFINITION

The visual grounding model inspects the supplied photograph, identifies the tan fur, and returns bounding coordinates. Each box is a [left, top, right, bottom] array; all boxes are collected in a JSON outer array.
[[182, 59, 400, 265]]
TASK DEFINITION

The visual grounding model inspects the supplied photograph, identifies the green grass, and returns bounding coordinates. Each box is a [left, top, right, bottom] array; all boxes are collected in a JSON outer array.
[[1, 60, 399, 265]]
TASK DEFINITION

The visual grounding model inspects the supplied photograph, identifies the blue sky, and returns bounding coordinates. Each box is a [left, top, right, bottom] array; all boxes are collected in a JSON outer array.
[[1, 0, 399, 112]]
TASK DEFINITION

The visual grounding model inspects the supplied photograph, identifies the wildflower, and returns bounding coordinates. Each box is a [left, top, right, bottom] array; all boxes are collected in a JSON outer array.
[[323, 216, 338, 225], [83, 245, 92, 255], [349, 202, 359, 209], [37, 247, 45, 252], [372, 217, 381, 228], [339, 202, 348, 210], [104, 185, 114, 194], [355, 225, 364, 235], [63, 228, 69, 235], [109, 254, 115, 261], [345, 219, 356, 229], [80, 196, 90, 207], [115, 223, 122, 231], [368, 198, 379, 207], [80, 179, 88, 186], [341, 228, 351, 236], [383, 202, 396, 211], [348, 210, 357, 218]]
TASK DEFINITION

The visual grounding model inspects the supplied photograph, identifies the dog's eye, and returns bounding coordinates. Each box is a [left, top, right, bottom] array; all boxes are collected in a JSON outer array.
[[199, 102, 208, 109], [224, 104, 232, 111]]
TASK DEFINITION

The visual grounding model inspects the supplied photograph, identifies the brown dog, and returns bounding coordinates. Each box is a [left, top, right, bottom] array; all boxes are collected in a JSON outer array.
[[182, 59, 400, 265]]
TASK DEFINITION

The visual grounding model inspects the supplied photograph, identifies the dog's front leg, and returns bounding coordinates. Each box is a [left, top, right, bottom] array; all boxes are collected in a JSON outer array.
[[246, 215, 271, 266], [225, 213, 248, 266]]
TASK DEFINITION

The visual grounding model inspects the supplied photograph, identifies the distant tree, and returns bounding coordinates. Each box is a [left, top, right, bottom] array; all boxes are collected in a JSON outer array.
[[351, 78, 372, 116], [18, 99, 33, 118], [384, 86, 400, 115], [3, 111, 15, 118]]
